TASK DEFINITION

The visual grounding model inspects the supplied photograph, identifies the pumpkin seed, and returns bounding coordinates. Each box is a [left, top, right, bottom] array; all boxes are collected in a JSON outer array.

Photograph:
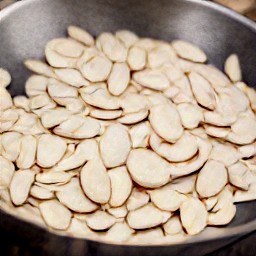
[[0, 68, 11, 88], [39, 199, 72, 230], [10, 169, 35, 206], [81, 158, 111, 204], [180, 197, 207, 235], [100, 124, 131, 168], [224, 54, 241, 82], [127, 148, 170, 188]]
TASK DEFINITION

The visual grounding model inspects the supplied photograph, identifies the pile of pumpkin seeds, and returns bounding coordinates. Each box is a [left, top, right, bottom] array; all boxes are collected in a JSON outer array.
[[0, 26, 256, 245]]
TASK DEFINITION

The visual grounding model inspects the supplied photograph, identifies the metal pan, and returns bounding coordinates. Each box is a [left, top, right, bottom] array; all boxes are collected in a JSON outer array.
[[0, 0, 255, 255]]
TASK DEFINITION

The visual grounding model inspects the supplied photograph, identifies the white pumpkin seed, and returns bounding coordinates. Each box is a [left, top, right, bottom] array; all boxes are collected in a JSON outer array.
[[127, 148, 170, 188], [81, 158, 111, 204], [30, 185, 54, 200], [16, 135, 37, 169], [149, 103, 183, 143], [35, 171, 74, 184], [10, 169, 35, 206], [0, 68, 11, 88], [0, 87, 13, 111], [80, 56, 112, 82], [224, 54, 241, 82], [180, 197, 207, 235], [48, 79, 78, 99], [25, 75, 48, 97], [108, 63, 130, 96], [68, 26, 95, 46], [39, 199, 72, 230], [127, 203, 169, 229], [45, 44, 77, 68], [37, 134, 67, 168], [238, 143, 256, 158], [0, 156, 15, 189], [54, 68, 89, 87], [133, 69, 170, 91], [189, 72, 216, 110], [127, 46, 146, 71], [24, 59, 55, 78], [172, 40, 207, 63], [56, 178, 98, 213], [41, 108, 71, 128], [100, 124, 131, 168], [149, 186, 186, 212], [228, 162, 250, 190], [196, 160, 228, 198], [105, 222, 134, 242], [108, 166, 132, 207], [47, 37, 83, 58], [85, 210, 116, 230]]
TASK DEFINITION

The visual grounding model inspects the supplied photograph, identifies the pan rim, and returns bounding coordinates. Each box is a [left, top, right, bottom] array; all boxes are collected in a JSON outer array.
[[0, 0, 256, 31], [1, 207, 256, 247], [0, 0, 255, 247]]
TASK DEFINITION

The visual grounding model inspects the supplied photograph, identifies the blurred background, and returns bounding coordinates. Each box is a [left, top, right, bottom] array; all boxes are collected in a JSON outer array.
[[1, 0, 256, 20], [0, 0, 255, 255]]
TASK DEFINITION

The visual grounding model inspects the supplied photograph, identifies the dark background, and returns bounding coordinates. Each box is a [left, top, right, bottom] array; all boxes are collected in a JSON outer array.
[[0, 226, 255, 255]]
